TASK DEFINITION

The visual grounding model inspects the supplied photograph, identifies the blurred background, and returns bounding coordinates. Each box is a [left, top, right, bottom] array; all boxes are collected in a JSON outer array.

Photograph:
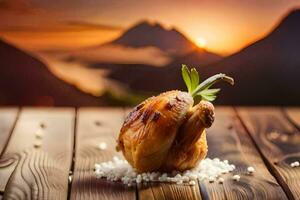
[[0, 0, 300, 106]]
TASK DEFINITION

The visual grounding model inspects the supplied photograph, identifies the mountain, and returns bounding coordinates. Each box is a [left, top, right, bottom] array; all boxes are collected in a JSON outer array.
[[110, 21, 196, 56], [61, 20, 222, 67], [109, 9, 300, 105], [170, 48, 223, 67], [200, 8, 300, 105], [0, 39, 106, 106]]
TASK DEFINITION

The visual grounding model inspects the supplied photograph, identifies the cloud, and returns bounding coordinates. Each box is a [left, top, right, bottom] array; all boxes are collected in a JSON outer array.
[[0, 22, 123, 32], [66, 21, 123, 31], [0, 0, 40, 14], [69, 44, 172, 67]]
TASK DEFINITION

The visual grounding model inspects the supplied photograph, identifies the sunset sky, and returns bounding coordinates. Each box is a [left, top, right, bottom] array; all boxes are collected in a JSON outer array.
[[1, 0, 300, 55]]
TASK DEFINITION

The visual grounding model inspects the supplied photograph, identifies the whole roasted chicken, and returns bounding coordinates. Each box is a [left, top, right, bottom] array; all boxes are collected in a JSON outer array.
[[116, 65, 234, 172]]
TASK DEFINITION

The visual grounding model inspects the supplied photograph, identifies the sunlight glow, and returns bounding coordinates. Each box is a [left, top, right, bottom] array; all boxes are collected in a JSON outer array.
[[195, 37, 207, 48]]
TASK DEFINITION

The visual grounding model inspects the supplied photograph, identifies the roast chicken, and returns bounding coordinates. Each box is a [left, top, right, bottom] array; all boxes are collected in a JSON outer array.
[[116, 67, 234, 172]]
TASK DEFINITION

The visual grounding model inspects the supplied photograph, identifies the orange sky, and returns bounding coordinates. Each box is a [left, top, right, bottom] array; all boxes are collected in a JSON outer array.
[[1, 0, 300, 55]]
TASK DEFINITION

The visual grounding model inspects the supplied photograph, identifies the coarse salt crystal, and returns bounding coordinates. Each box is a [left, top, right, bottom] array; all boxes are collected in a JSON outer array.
[[208, 177, 215, 183], [182, 176, 189, 182], [290, 161, 299, 168], [94, 157, 235, 186], [218, 177, 224, 184], [68, 175, 73, 183], [189, 180, 196, 185], [247, 166, 255, 174], [94, 163, 101, 169], [232, 175, 240, 181], [290, 163, 295, 167], [35, 128, 44, 139], [98, 142, 107, 150], [33, 140, 42, 148]]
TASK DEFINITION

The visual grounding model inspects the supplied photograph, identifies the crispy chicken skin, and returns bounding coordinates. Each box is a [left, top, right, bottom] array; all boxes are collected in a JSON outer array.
[[116, 90, 214, 172]]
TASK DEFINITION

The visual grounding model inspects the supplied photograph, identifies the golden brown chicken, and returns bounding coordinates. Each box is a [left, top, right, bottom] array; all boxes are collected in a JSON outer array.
[[116, 66, 234, 172]]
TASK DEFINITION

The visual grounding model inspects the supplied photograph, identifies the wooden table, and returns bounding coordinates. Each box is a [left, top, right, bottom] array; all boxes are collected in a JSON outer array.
[[0, 107, 299, 200]]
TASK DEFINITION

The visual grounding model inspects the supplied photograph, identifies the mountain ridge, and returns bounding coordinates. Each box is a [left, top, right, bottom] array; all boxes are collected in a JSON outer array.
[[109, 9, 300, 105], [65, 20, 222, 67], [0, 39, 106, 106], [110, 20, 197, 56]]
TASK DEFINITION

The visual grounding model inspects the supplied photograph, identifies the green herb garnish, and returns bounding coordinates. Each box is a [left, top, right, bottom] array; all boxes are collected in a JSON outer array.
[[181, 64, 234, 102]]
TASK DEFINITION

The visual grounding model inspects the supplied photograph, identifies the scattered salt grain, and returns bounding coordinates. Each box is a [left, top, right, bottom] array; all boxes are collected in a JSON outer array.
[[189, 180, 196, 186], [218, 177, 224, 184], [208, 177, 215, 183], [98, 142, 107, 150], [232, 175, 240, 181], [33, 140, 42, 148], [69, 175, 73, 183], [94, 157, 235, 186], [247, 166, 255, 174], [35, 128, 44, 139], [290, 161, 299, 168]]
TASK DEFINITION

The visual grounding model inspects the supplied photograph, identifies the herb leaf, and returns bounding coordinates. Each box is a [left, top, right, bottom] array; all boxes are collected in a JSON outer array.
[[181, 64, 192, 93], [190, 68, 199, 91], [196, 88, 220, 102], [181, 64, 234, 103]]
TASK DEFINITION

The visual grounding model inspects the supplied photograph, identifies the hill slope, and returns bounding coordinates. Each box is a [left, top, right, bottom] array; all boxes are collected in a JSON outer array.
[[0, 39, 105, 106], [201, 8, 300, 105]]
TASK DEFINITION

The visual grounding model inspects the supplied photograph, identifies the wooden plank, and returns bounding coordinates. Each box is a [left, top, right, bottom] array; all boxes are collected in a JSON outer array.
[[138, 182, 201, 200], [199, 107, 287, 200], [284, 108, 300, 129], [70, 108, 136, 200], [0, 107, 75, 199], [0, 108, 18, 156], [237, 107, 300, 199]]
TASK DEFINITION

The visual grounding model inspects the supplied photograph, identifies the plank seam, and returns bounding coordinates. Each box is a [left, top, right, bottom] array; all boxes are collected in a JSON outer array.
[[234, 107, 293, 200], [0, 108, 21, 158], [199, 182, 209, 200], [135, 185, 139, 200], [67, 108, 77, 200]]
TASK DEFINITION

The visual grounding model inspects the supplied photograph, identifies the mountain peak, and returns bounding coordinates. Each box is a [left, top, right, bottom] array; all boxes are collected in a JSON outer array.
[[284, 8, 300, 20], [111, 20, 196, 55], [123, 20, 184, 38], [272, 8, 300, 33], [132, 20, 165, 30]]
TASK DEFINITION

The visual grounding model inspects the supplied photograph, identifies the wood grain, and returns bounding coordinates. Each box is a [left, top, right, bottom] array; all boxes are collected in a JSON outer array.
[[70, 108, 136, 200], [284, 108, 300, 129], [198, 107, 287, 200], [138, 182, 201, 200], [237, 107, 300, 199], [0, 108, 19, 157], [0, 108, 75, 199]]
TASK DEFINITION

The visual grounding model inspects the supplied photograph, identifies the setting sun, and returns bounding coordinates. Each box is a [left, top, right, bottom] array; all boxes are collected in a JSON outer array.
[[195, 37, 207, 48]]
